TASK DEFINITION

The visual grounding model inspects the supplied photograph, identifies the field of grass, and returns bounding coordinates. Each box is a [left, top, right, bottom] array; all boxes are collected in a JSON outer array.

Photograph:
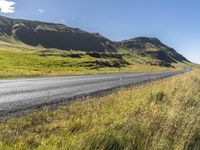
[[0, 41, 184, 78], [0, 69, 199, 149]]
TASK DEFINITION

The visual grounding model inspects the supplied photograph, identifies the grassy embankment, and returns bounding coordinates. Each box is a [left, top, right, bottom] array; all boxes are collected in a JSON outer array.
[[0, 68, 199, 149], [0, 40, 185, 78]]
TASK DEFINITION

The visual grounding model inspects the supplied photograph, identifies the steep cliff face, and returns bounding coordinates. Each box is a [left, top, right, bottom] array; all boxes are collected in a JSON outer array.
[[0, 15, 188, 63]]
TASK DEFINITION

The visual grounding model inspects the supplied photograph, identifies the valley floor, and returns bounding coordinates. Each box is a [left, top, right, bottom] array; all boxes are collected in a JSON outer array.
[[0, 69, 199, 150]]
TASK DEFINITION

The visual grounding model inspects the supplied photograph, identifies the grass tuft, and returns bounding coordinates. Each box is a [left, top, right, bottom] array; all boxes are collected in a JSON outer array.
[[149, 90, 166, 103]]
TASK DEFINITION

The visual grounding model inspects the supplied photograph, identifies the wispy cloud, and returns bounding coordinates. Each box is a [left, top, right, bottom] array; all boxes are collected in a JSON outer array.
[[0, 0, 15, 13], [38, 9, 44, 13]]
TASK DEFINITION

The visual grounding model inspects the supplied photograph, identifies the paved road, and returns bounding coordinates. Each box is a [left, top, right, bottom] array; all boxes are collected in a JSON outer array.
[[0, 68, 191, 117]]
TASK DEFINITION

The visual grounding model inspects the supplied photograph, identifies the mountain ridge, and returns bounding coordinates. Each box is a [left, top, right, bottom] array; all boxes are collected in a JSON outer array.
[[0, 15, 188, 63]]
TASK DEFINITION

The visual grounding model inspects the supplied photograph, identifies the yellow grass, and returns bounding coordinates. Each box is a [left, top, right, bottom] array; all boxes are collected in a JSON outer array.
[[0, 41, 183, 78], [0, 68, 199, 149]]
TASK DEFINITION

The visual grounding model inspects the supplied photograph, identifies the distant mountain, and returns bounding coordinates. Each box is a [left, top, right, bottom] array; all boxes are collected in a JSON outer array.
[[0, 15, 188, 63], [120, 37, 188, 63]]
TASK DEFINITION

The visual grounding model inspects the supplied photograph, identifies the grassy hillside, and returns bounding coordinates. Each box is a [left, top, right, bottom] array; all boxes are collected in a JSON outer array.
[[0, 69, 199, 149], [0, 40, 187, 78]]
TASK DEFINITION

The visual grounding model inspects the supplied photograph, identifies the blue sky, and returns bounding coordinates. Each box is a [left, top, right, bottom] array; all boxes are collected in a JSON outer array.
[[0, 0, 199, 63]]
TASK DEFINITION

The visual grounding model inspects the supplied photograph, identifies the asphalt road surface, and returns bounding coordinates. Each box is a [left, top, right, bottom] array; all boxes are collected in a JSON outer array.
[[0, 68, 191, 117]]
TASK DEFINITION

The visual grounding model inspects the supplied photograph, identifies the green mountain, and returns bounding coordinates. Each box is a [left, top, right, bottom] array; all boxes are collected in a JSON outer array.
[[120, 37, 188, 63], [0, 15, 188, 65], [0, 15, 117, 52]]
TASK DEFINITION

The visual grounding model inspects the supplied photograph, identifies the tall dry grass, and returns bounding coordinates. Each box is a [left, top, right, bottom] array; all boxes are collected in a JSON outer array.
[[0, 70, 199, 150]]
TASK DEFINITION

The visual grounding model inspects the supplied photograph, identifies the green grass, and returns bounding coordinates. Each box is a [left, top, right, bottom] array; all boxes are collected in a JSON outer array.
[[0, 69, 199, 150], [0, 41, 183, 78]]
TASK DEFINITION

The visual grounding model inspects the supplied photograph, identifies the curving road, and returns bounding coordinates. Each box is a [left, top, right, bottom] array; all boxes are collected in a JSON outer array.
[[0, 68, 191, 117]]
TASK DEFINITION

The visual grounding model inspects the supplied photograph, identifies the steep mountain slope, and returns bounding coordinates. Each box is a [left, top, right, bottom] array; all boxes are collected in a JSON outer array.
[[120, 37, 188, 63], [0, 16, 116, 52], [0, 15, 188, 65]]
